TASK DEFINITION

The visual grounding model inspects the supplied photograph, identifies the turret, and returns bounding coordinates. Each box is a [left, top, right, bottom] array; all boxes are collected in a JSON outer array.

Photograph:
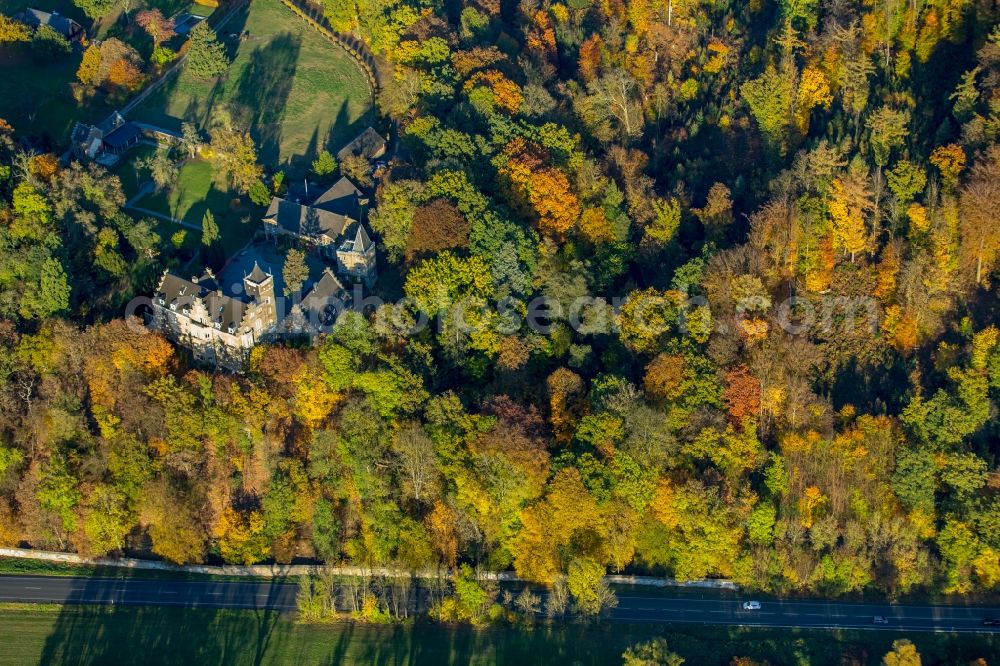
[[243, 261, 274, 304]]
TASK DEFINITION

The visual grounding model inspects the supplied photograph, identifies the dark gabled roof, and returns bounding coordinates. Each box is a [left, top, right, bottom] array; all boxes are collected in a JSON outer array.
[[19, 8, 82, 39], [303, 268, 347, 303], [71, 122, 103, 153], [302, 268, 348, 327], [204, 292, 245, 332], [102, 122, 142, 150], [338, 223, 374, 254], [156, 268, 259, 333], [263, 197, 350, 241], [192, 269, 218, 292], [97, 111, 125, 136], [157, 273, 207, 311], [72, 112, 125, 157], [312, 176, 363, 217], [336, 127, 386, 162]]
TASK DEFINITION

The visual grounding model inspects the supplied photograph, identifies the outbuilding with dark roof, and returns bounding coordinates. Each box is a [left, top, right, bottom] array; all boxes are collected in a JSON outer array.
[[102, 122, 143, 155], [17, 8, 84, 41], [336, 127, 387, 162]]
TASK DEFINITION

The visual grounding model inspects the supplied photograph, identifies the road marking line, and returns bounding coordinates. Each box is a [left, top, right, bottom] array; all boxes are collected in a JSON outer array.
[[607, 616, 996, 633], [0, 594, 299, 611], [24, 586, 41, 590], [611, 596, 1000, 613]]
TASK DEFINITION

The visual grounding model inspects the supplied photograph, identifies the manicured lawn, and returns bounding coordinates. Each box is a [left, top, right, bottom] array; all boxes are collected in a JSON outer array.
[[0, 0, 369, 156], [106, 147, 203, 264], [0, 605, 998, 665], [111, 145, 158, 200], [188, 2, 216, 19], [133, 157, 258, 256], [130, 0, 373, 178]]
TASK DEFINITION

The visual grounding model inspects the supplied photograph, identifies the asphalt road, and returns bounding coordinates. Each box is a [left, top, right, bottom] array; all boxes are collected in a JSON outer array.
[[0, 575, 299, 612], [1, 575, 999, 633], [607, 594, 1000, 633]]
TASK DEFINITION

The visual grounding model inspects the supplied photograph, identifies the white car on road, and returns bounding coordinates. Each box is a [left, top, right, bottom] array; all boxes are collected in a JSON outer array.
[[742, 601, 761, 610]]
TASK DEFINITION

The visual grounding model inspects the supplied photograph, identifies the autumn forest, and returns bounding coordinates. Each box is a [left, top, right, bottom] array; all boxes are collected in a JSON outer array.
[[1, 0, 1000, 624]]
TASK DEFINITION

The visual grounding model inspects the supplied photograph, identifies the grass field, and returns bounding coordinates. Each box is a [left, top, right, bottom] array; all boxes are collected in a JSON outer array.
[[0, 0, 369, 158], [130, 0, 373, 177], [0, 43, 105, 145], [187, 2, 216, 19], [0, 0, 93, 142], [1, 558, 995, 666], [133, 157, 257, 256], [111, 145, 158, 200], [0, 605, 998, 665]]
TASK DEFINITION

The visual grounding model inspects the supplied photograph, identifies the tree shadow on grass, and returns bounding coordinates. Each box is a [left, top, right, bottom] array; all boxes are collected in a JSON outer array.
[[130, 5, 251, 133], [308, 620, 656, 665], [35, 575, 292, 665], [24, 567, 996, 666], [277, 99, 372, 180], [231, 32, 302, 169], [322, 98, 375, 161], [277, 125, 321, 183], [183, 80, 225, 137]]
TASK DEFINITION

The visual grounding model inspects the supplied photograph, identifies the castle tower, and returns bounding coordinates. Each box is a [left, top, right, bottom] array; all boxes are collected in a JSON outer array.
[[243, 261, 277, 332], [244, 262, 273, 300]]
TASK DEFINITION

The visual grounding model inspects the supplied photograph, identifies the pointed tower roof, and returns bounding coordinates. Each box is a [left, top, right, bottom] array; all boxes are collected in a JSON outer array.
[[246, 261, 271, 284], [353, 224, 373, 252]]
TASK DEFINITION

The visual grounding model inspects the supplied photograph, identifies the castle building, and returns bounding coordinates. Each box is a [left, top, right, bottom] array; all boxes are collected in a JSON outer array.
[[262, 176, 377, 287], [150, 263, 277, 368], [300, 266, 350, 332], [150, 145, 385, 367]]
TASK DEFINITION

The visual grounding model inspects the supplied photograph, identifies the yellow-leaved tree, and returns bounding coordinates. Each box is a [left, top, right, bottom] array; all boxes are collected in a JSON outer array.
[[828, 171, 873, 262]]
